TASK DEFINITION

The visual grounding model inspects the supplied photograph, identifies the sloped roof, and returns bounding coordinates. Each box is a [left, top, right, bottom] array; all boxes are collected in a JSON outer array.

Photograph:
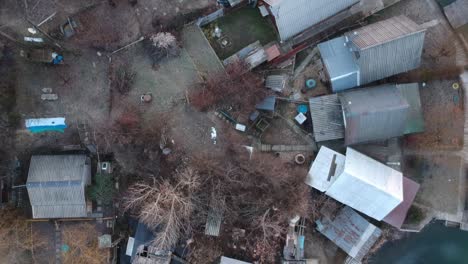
[[339, 84, 410, 145], [305, 146, 346, 192], [325, 148, 404, 220], [346, 15, 425, 50], [27, 155, 89, 183], [316, 206, 382, 261], [220, 256, 251, 264], [265, 0, 359, 41], [383, 177, 420, 229], [309, 93, 345, 142], [397, 83, 425, 134], [26, 155, 90, 218]]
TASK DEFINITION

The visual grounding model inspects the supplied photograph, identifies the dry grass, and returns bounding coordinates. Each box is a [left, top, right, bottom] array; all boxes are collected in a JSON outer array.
[[62, 223, 108, 264]]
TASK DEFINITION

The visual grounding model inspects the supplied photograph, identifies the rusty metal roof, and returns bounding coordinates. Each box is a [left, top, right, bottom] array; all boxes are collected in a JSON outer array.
[[347, 15, 425, 50]]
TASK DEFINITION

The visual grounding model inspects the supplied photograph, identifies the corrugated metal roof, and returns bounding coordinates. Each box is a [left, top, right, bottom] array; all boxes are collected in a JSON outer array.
[[383, 177, 420, 229], [205, 198, 224, 236], [347, 15, 424, 50], [305, 146, 346, 192], [397, 83, 425, 134], [265, 75, 287, 92], [309, 94, 345, 142], [339, 84, 410, 145], [256, 96, 276, 111], [265, 0, 359, 41], [318, 36, 359, 92], [316, 206, 382, 261], [325, 148, 404, 221], [27, 155, 90, 183], [26, 155, 90, 218], [318, 17, 425, 91]]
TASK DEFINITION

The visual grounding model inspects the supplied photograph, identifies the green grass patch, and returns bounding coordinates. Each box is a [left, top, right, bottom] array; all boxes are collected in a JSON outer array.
[[203, 7, 277, 60], [87, 173, 115, 206]]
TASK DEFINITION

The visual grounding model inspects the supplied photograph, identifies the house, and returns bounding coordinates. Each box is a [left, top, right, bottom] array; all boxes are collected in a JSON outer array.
[[307, 146, 420, 227], [309, 83, 424, 145], [316, 206, 382, 262], [318, 15, 426, 92], [263, 0, 359, 42], [26, 155, 91, 219], [306, 147, 403, 221]]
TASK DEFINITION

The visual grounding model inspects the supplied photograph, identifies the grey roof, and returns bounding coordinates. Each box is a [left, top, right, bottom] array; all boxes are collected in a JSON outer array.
[[205, 198, 224, 236], [256, 96, 276, 112], [264, 0, 359, 41], [318, 37, 359, 92], [444, 0, 468, 29], [26, 155, 90, 218], [27, 155, 90, 183], [397, 83, 425, 134], [318, 16, 425, 91], [265, 75, 287, 92], [316, 206, 381, 261], [339, 85, 410, 145], [309, 94, 345, 142]]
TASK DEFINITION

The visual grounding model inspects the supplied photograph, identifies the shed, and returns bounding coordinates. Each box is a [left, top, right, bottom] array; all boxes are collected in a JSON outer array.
[[316, 206, 382, 261], [325, 148, 403, 221], [339, 84, 410, 145], [319, 15, 426, 92], [256, 96, 276, 112], [26, 155, 91, 219], [264, 0, 358, 42], [309, 94, 345, 142], [125, 221, 171, 264], [205, 197, 224, 237]]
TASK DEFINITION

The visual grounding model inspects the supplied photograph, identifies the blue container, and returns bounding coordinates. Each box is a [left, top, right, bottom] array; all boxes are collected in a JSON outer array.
[[297, 105, 308, 114], [306, 79, 317, 89]]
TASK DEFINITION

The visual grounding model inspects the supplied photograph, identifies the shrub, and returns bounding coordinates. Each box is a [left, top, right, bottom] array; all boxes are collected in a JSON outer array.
[[87, 173, 115, 205]]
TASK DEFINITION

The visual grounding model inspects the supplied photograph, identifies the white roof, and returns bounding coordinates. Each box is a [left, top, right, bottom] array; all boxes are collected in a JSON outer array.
[[305, 146, 346, 192], [265, 0, 359, 41], [325, 148, 404, 220]]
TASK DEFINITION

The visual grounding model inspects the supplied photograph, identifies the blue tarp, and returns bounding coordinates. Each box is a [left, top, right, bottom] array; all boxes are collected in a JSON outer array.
[[25, 118, 67, 133]]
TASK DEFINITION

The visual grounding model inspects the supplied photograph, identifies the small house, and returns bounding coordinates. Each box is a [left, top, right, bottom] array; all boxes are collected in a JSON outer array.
[[306, 147, 403, 221], [26, 155, 91, 219], [309, 83, 424, 145], [318, 15, 426, 92]]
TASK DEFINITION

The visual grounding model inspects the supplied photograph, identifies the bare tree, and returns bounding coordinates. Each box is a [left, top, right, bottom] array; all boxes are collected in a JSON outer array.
[[62, 223, 108, 264], [147, 32, 180, 64], [123, 168, 200, 250]]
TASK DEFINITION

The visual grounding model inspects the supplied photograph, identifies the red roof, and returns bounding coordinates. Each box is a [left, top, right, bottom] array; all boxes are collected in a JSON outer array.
[[265, 44, 281, 61], [383, 176, 420, 229]]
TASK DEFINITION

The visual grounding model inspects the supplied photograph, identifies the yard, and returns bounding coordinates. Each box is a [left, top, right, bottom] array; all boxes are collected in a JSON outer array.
[[202, 7, 277, 60]]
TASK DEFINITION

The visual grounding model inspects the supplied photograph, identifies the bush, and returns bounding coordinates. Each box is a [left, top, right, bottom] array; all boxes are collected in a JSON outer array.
[[87, 173, 115, 205]]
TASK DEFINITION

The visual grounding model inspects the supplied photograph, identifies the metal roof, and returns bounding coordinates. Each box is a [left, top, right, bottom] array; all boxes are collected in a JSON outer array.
[[383, 177, 420, 229], [318, 16, 425, 91], [205, 198, 224, 236], [26, 155, 90, 218], [339, 84, 410, 145], [27, 155, 90, 183], [256, 96, 276, 112], [318, 36, 359, 92], [397, 83, 425, 134], [346, 15, 424, 50], [265, 0, 359, 41], [305, 146, 346, 192], [265, 75, 287, 92], [325, 148, 404, 221], [309, 94, 345, 142], [316, 206, 382, 261]]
